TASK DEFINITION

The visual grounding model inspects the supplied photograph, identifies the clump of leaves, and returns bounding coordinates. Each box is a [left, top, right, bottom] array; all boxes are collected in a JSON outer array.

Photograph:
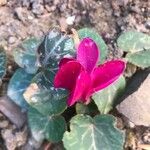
[[5, 28, 129, 149], [117, 31, 150, 69]]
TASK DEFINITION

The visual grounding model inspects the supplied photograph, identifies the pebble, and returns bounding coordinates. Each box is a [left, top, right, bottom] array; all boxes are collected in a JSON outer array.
[[28, 15, 34, 20], [0, 120, 9, 128], [142, 132, 150, 144], [8, 36, 17, 44], [0, 0, 7, 6], [0, 96, 27, 128], [32, 3, 44, 15], [66, 15, 76, 25], [117, 73, 150, 126]]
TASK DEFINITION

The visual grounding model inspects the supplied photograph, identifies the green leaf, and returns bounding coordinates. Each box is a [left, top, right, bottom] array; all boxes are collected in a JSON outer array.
[[78, 28, 108, 63], [24, 83, 68, 116], [37, 29, 75, 69], [32, 68, 56, 89], [76, 102, 98, 115], [7, 68, 34, 109], [117, 31, 150, 53], [13, 37, 41, 74], [0, 47, 6, 81], [28, 107, 66, 142], [63, 114, 125, 150], [126, 50, 150, 69], [92, 76, 126, 114]]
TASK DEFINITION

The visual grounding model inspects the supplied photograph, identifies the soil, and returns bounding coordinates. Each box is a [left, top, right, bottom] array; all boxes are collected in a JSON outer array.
[[0, 0, 150, 150]]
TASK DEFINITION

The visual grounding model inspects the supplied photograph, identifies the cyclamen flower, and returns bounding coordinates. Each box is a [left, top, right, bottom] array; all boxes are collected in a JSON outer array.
[[54, 38, 125, 106]]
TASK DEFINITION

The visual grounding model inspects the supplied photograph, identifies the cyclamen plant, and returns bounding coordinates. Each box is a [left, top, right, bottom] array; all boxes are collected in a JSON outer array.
[[0, 28, 150, 150], [2, 28, 149, 150], [4, 28, 126, 150]]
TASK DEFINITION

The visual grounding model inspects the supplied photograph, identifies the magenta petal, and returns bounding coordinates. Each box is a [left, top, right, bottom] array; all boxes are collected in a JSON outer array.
[[54, 61, 83, 91], [59, 58, 75, 68], [67, 71, 91, 106], [77, 38, 99, 73], [91, 60, 125, 93]]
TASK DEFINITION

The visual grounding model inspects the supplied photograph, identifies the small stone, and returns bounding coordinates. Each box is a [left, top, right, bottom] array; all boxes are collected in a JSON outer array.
[[14, 7, 29, 23], [1, 127, 27, 150], [117, 73, 150, 126], [32, 3, 44, 15], [50, 6, 56, 11], [28, 15, 34, 20], [8, 36, 17, 44], [66, 16, 76, 25], [45, 5, 56, 12], [21, 0, 30, 7], [54, 0, 59, 5], [128, 121, 135, 128], [0, 120, 9, 128], [0, 96, 27, 128], [0, 0, 7, 6], [142, 132, 150, 144]]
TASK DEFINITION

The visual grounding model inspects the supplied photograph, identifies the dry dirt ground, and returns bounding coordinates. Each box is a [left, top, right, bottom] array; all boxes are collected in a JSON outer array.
[[0, 0, 150, 150]]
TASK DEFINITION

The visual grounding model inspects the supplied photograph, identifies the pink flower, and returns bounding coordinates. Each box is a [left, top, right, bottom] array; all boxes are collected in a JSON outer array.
[[54, 38, 125, 106]]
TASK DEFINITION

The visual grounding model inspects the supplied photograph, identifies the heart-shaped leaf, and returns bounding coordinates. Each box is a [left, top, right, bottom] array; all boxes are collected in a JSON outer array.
[[63, 114, 125, 150], [78, 28, 108, 63], [37, 29, 75, 69], [24, 83, 68, 116], [7, 68, 34, 109], [0, 47, 6, 81], [92, 76, 126, 114], [28, 107, 66, 142], [117, 31, 150, 53], [13, 37, 41, 74], [126, 50, 150, 69]]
